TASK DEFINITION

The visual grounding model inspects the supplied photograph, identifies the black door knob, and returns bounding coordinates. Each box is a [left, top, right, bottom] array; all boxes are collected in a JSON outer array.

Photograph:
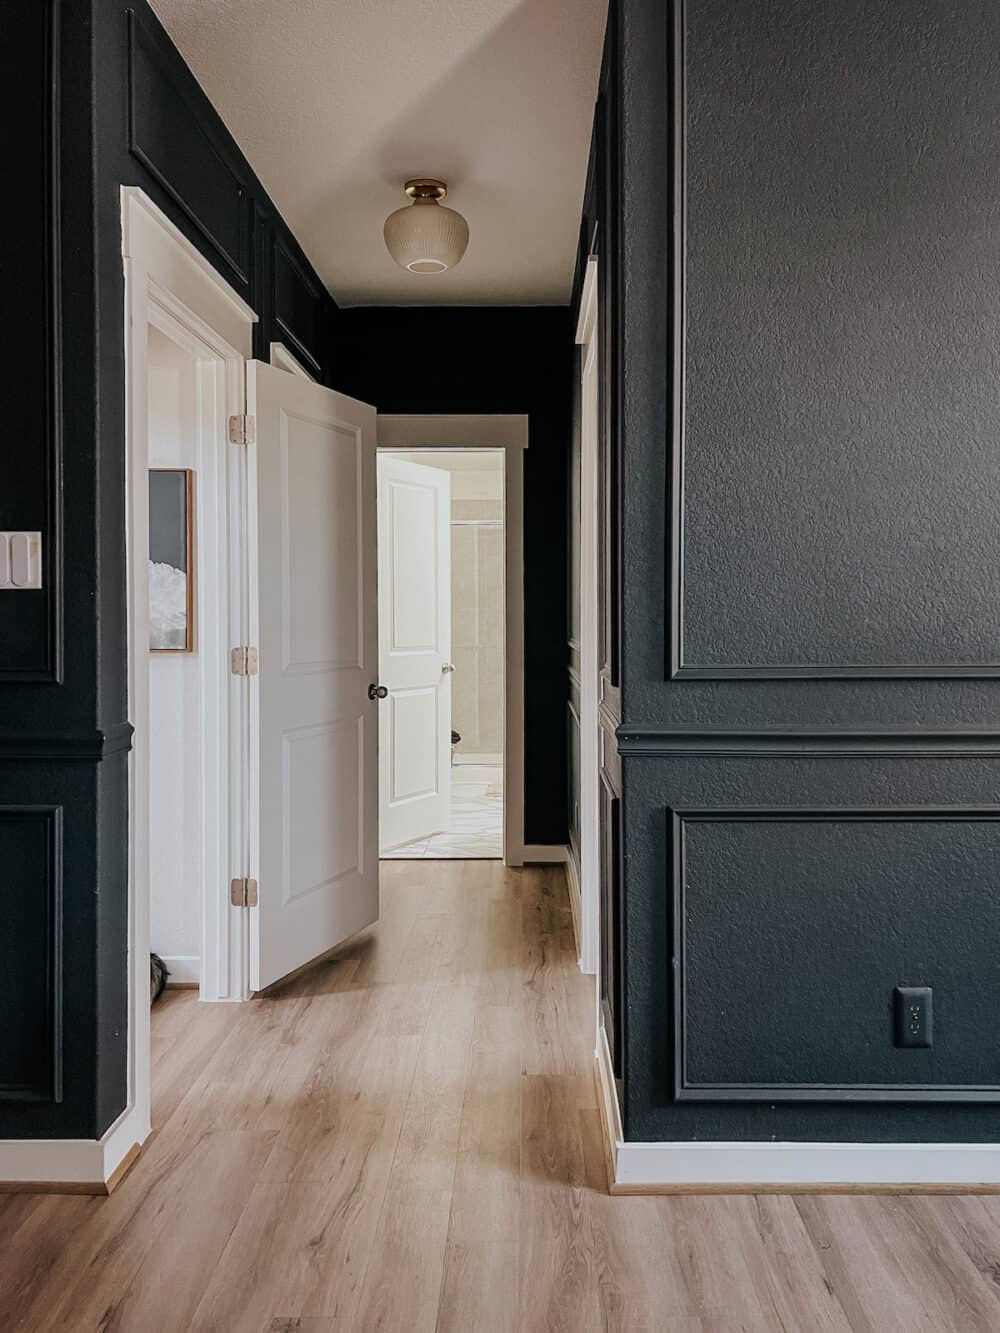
[[368, 683, 389, 700]]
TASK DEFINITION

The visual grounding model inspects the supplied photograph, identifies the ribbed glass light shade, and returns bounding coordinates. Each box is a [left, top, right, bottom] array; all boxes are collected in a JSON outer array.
[[383, 197, 469, 274]]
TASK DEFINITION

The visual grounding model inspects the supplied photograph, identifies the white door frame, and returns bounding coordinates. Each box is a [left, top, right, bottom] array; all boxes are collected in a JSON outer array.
[[376, 415, 527, 867], [575, 257, 600, 975], [118, 188, 256, 1174]]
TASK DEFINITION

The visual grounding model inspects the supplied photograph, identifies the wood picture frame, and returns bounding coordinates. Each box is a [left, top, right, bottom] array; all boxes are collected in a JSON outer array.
[[148, 468, 195, 652]]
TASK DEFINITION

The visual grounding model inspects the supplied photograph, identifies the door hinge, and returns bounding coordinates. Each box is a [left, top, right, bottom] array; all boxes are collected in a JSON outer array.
[[230, 876, 258, 908], [228, 414, 256, 445], [230, 646, 258, 676]]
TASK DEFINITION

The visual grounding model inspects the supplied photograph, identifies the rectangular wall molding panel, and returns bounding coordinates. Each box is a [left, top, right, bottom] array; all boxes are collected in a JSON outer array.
[[671, 806, 1000, 1103], [0, 806, 62, 1103]]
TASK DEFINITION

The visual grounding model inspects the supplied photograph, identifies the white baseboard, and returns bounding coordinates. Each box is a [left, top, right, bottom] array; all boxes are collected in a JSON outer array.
[[159, 954, 200, 986], [613, 1141, 1000, 1193], [0, 1102, 149, 1194], [453, 752, 502, 767], [594, 1031, 1000, 1192]]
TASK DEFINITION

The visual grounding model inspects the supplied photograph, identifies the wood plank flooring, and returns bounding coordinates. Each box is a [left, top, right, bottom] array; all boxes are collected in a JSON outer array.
[[5, 861, 1000, 1331]]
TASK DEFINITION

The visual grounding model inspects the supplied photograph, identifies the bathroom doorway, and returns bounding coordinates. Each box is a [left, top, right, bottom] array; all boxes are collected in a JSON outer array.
[[377, 447, 506, 859]]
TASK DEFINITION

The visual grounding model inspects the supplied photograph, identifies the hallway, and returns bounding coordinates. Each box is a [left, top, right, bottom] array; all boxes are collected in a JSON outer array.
[[5, 862, 1000, 1332]]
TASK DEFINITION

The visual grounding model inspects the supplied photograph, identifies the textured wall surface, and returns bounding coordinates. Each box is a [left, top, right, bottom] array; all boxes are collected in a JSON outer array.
[[612, 0, 1000, 1142], [0, 0, 337, 1140], [680, 0, 1000, 676]]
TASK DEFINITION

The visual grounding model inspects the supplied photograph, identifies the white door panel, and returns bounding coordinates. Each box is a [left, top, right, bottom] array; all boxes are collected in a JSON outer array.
[[378, 456, 452, 850], [248, 361, 378, 990]]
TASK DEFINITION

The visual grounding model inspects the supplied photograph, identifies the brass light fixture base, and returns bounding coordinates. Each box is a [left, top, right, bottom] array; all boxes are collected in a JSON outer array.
[[404, 178, 448, 201]]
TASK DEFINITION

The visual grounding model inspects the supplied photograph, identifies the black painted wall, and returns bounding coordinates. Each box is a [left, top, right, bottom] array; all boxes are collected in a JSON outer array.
[[598, 0, 1000, 1141], [333, 307, 573, 848], [1, 0, 336, 1140]]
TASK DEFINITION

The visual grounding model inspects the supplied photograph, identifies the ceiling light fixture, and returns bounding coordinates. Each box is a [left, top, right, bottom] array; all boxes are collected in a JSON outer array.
[[383, 179, 469, 275]]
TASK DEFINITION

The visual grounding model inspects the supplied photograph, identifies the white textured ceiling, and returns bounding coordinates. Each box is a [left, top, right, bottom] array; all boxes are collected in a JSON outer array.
[[149, 0, 608, 306]]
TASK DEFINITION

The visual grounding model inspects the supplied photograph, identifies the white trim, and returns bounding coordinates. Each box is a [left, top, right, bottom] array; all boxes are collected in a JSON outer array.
[[121, 186, 256, 336], [612, 1141, 1000, 1192], [575, 257, 600, 976], [377, 415, 527, 866], [124, 187, 255, 1173], [158, 954, 200, 985], [0, 1105, 140, 1190], [269, 340, 316, 381], [453, 752, 502, 767], [596, 1033, 1000, 1190]]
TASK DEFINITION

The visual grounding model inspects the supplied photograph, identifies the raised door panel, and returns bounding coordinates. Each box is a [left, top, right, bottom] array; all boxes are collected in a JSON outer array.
[[280, 415, 363, 674]]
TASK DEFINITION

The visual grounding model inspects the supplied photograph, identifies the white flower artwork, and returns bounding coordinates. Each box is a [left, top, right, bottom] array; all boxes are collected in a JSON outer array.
[[149, 468, 193, 651], [149, 559, 188, 650]]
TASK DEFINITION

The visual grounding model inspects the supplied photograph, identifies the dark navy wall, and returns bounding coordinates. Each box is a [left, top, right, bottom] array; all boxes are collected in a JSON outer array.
[[0, 0, 336, 1140], [603, 0, 1000, 1140], [333, 306, 573, 848]]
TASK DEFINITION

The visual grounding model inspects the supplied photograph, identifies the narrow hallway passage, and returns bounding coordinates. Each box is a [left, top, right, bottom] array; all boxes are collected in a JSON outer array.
[[4, 863, 1000, 1332]]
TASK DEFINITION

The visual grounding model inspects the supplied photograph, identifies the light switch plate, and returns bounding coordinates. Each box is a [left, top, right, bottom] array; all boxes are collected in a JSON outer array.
[[0, 532, 43, 589]]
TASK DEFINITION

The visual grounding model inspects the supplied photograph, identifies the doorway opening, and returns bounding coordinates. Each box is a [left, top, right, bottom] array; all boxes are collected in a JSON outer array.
[[377, 448, 506, 860]]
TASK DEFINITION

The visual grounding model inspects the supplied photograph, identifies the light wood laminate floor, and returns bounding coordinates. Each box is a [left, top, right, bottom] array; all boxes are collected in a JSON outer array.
[[6, 861, 1000, 1331]]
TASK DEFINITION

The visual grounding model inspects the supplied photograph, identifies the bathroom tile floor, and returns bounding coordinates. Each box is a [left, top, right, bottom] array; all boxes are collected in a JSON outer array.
[[381, 763, 503, 860]]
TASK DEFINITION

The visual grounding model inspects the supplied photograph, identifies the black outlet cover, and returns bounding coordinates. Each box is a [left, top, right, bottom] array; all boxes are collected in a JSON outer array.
[[894, 986, 933, 1049]]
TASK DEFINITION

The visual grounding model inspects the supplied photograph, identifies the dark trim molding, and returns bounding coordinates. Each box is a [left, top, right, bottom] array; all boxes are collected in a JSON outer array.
[[671, 805, 1000, 1103], [127, 7, 251, 285], [0, 805, 62, 1102], [2, 0, 64, 685], [618, 727, 1000, 757], [271, 233, 323, 379], [0, 722, 134, 762], [673, 663, 1000, 680], [664, 0, 1000, 682]]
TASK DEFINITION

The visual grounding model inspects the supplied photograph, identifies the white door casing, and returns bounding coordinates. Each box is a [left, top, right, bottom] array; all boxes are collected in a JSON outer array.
[[247, 362, 379, 990], [377, 455, 452, 851], [576, 256, 601, 976]]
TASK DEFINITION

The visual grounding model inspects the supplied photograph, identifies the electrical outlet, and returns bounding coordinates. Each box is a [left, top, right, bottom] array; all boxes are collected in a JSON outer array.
[[894, 986, 933, 1049]]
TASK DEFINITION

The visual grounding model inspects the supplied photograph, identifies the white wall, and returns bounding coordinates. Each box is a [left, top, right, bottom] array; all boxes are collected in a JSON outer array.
[[148, 327, 203, 984], [390, 450, 505, 765]]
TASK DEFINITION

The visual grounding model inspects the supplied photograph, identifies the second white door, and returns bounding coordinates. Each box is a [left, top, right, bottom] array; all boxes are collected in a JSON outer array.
[[377, 455, 452, 851], [248, 362, 380, 990]]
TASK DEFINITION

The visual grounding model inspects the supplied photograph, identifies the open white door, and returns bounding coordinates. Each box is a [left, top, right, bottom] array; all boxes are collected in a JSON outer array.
[[377, 455, 452, 851], [247, 361, 378, 990]]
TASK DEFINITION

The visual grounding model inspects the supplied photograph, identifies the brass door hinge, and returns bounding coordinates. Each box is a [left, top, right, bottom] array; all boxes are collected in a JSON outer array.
[[228, 414, 256, 446], [230, 877, 258, 908], [230, 646, 258, 676]]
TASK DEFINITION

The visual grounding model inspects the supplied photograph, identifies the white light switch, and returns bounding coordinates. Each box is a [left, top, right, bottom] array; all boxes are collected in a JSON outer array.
[[0, 532, 42, 589]]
